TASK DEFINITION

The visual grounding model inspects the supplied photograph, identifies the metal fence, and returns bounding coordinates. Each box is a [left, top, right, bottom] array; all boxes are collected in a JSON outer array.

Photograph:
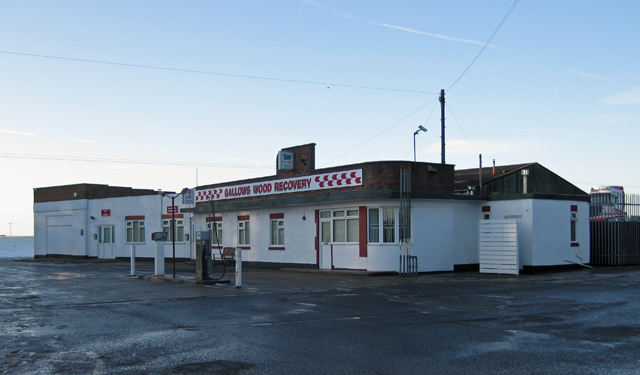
[[590, 193, 640, 266]]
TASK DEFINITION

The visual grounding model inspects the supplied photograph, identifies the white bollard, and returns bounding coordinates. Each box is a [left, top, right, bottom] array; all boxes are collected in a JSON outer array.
[[130, 244, 136, 276], [155, 240, 165, 276], [235, 247, 242, 288]]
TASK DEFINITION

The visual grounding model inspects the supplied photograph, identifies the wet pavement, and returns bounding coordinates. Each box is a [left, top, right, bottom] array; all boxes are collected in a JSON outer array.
[[2, 258, 640, 374]]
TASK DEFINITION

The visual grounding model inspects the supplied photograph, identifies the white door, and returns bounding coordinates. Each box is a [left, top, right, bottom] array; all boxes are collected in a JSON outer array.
[[320, 221, 332, 269], [98, 225, 115, 258]]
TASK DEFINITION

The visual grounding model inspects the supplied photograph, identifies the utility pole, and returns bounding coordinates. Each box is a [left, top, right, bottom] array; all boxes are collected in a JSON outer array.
[[479, 154, 483, 193], [439, 89, 445, 164]]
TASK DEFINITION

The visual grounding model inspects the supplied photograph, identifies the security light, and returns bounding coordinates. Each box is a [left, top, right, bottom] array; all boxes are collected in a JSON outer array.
[[414, 125, 428, 164]]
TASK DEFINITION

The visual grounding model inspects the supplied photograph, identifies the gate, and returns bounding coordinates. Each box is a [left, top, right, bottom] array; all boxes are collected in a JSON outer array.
[[479, 220, 519, 275], [590, 193, 640, 266]]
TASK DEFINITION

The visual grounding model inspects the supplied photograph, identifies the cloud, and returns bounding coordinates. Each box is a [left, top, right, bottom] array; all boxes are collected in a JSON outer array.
[[599, 87, 640, 105], [0, 129, 37, 136], [372, 22, 503, 49], [565, 68, 614, 83], [299, 0, 362, 21], [300, 0, 502, 49], [72, 139, 99, 144]]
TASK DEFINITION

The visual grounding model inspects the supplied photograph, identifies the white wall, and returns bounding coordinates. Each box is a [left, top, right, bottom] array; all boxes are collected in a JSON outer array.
[[193, 205, 319, 266], [484, 200, 533, 267], [411, 200, 455, 272], [485, 199, 590, 268], [34, 199, 88, 256], [452, 202, 482, 266], [86, 195, 193, 259], [530, 200, 590, 266], [34, 195, 194, 258]]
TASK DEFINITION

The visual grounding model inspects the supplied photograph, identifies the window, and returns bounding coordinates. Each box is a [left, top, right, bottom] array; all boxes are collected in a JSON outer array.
[[570, 212, 578, 243], [271, 219, 284, 246], [207, 220, 222, 245], [322, 209, 359, 243], [162, 219, 184, 242], [238, 216, 250, 246], [126, 220, 145, 243], [383, 208, 396, 243], [99, 226, 115, 244], [368, 208, 398, 244], [368, 208, 380, 243]]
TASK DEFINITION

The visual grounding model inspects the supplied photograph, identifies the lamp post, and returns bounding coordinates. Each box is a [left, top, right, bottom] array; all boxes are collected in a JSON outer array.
[[414, 125, 428, 164], [160, 188, 189, 278]]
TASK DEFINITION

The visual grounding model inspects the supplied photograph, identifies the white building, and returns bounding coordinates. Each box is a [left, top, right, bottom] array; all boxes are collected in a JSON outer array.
[[33, 144, 591, 274], [34, 184, 193, 259]]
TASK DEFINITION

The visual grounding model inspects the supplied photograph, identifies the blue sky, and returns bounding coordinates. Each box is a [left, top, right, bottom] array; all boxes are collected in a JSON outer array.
[[1, 0, 639, 235]]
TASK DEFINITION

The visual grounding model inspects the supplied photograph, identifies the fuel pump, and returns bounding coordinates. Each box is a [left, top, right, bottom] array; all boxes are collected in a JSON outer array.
[[195, 231, 211, 281]]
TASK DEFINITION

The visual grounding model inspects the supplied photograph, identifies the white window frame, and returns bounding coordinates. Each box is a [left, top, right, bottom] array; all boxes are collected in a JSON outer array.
[[270, 219, 285, 246], [320, 209, 359, 244], [570, 212, 578, 243], [368, 207, 398, 244], [126, 220, 145, 243], [162, 219, 184, 242], [238, 220, 250, 246], [207, 220, 223, 246], [99, 225, 115, 244]]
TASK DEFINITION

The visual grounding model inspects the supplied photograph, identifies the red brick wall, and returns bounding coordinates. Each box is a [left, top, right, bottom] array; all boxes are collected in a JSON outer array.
[[195, 161, 455, 207], [34, 184, 159, 203], [276, 143, 316, 178]]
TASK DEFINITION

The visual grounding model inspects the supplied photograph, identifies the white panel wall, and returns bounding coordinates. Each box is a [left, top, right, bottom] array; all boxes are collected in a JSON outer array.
[[35, 195, 194, 259], [485, 199, 589, 268], [452, 202, 482, 266], [411, 201, 456, 272], [484, 200, 533, 268], [367, 243, 398, 272], [86, 195, 193, 259], [193, 205, 319, 266], [530, 200, 590, 266], [34, 200, 88, 256]]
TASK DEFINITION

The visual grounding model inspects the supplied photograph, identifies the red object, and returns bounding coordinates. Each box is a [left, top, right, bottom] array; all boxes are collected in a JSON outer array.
[[101, 209, 111, 217], [167, 206, 178, 214], [162, 214, 184, 219]]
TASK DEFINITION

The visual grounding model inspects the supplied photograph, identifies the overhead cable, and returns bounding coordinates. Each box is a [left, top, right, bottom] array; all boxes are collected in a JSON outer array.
[[0, 50, 434, 94], [447, 0, 520, 91], [0, 152, 271, 169]]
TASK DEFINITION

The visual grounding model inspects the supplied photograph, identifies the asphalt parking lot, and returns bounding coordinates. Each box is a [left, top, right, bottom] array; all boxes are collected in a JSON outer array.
[[2, 258, 640, 374]]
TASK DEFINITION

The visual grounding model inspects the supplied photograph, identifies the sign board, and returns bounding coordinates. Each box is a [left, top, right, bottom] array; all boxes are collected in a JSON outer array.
[[182, 188, 195, 204], [277, 151, 294, 171], [101, 209, 111, 217], [151, 232, 168, 241], [167, 206, 178, 214], [196, 169, 363, 202]]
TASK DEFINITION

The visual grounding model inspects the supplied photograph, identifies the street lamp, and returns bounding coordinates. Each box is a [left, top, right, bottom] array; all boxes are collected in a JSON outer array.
[[160, 188, 189, 278], [414, 125, 427, 164]]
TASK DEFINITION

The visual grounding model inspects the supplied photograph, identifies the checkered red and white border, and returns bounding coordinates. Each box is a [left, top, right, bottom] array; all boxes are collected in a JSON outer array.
[[195, 169, 363, 202]]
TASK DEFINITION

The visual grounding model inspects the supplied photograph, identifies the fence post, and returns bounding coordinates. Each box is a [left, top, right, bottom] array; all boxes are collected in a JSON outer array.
[[130, 244, 136, 276], [235, 247, 242, 288]]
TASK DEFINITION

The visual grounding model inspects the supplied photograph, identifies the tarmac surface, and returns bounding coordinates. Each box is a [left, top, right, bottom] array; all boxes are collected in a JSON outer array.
[[2, 258, 640, 374]]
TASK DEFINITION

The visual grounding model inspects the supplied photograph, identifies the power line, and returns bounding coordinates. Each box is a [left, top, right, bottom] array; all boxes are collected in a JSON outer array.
[[0, 152, 272, 170], [447, 0, 520, 91], [322, 96, 439, 167], [322, 1, 520, 166], [0, 50, 436, 95], [446, 103, 478, 154]]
